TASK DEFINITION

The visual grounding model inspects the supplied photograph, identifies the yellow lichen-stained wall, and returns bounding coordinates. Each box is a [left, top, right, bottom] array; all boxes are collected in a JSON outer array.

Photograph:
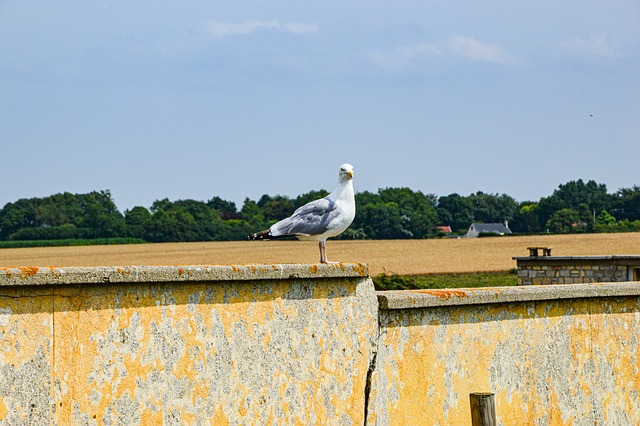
[[0, 285, 52, 425], [373, 288, 640, 425], [2, 265, 640, 425], [1, 264, 378, 425]]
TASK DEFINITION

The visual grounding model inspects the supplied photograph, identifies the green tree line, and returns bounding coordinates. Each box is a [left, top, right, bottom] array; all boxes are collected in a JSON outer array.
[[1, 180, 639, 243]]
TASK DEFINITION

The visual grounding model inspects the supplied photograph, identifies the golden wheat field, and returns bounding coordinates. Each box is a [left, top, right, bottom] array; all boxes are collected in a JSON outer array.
[[1, 233, 640, 276]]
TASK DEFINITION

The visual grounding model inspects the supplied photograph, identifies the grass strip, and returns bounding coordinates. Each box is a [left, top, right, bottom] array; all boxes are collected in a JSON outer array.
[[0, 238, 147, 249], [373, 271, 518, 291]]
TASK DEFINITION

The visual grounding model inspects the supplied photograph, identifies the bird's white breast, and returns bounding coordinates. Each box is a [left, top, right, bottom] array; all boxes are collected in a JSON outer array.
[[325, 181, 355, 238]]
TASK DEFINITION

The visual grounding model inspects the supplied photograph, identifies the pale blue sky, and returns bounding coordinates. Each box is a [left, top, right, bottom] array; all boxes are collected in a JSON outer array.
[[1, 1, 639, 211]]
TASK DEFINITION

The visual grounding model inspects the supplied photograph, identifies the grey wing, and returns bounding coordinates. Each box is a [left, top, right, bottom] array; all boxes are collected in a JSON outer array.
[[269, 198, 338, 237]]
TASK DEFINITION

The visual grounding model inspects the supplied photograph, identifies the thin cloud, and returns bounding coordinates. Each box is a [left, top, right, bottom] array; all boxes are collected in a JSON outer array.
[[284, 22, 320, 35], [448, 34, 517, 65], [207, 20, 319, 39], [559, 34, 625, 59], [367, 42, 441, 69], [368, 36, 520, 69], [396, 43, 441, 60]]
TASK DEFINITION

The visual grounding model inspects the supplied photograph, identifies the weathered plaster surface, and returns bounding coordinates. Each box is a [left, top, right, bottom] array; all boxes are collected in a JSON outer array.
[[373, 287, 640, 425], [0, 286, 52, 425], [0, 263, 377, 425], [2, 265, 640, 425]]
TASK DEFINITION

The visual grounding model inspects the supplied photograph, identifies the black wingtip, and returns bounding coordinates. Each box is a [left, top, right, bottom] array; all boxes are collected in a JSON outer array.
[[248, 230, 271, 240]]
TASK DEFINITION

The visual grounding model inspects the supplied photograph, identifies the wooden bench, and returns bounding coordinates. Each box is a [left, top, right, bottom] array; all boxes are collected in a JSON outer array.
[[527, 246, 552, 257]]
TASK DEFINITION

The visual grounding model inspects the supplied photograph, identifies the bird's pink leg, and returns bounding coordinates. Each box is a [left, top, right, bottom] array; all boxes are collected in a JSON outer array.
[[319, 240, 338, 264], [319, 241, 327, 263]]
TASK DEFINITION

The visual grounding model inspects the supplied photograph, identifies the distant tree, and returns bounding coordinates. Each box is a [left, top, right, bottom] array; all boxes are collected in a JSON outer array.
[[125, 206, 152, 226], [377, 187, 439, 238], [613, 186, 640, 221], [436, 193, 473, 232], [596, 210, 616, 226], [260, 195, 295, 222], [358, 202, 412, 239], [207, 196, 239, 220], [8, 223, 96, 240], [150, 198, 172, 213], [256, 194, 272, 208], [2, 178, 640, 243], [0, 198, 37, 239], [377, 187, 422, 211], [545, 208, 581, 234], [467, 192, 518, 224], [350, 188, 438, 239], [144, 199, 222, 242], [614, 220, 640, 233], [553, 179, 611, 215], [468, 192, 497, 223], [349, 191, 381, 238], [124, 206, 152, 238], [77, 191, 125, 236], [511, 202, 540, 234], [0, 190, 124, 240], [354, 190, 381, 207], [40, 193, 68, 226], [176, 199, 223, 239], [219, 219, 258, 240], [425, 193, 439, 207], [537, 195, 567, 230], [577, 203, 595, 230], [240, 198, 265, 227], [144, 210, 182, 242]]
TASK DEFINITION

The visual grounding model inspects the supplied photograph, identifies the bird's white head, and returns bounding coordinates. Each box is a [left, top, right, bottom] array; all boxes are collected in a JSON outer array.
[[338, 163, 354, 182]]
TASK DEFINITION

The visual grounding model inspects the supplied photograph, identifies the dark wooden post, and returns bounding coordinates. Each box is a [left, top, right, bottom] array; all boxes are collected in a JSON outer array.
[[469, 392, 496, 426]]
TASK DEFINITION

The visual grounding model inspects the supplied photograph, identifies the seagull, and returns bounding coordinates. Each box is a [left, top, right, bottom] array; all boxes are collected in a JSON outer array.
[[249, 163, 356, 264]]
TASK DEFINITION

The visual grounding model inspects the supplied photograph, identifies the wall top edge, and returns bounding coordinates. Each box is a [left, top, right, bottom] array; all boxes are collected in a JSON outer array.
[[0, 263, 368, 287], [377, 281, 640, 310]]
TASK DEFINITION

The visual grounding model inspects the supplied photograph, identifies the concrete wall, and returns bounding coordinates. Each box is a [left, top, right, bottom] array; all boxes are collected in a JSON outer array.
[[2, 264, 640, 425], [515, 255, 640, 285], [0, 264, 377, 425], [373, 284, 640, 425]]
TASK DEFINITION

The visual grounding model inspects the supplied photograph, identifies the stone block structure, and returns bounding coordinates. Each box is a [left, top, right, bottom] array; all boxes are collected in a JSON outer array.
[[513, 252, 640, 285]]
